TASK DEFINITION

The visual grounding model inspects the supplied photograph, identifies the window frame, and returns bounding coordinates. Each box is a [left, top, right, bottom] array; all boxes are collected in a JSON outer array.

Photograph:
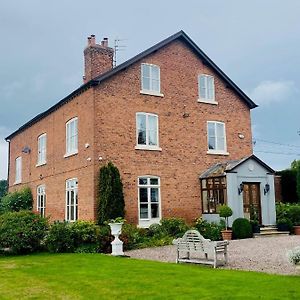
[[138, 176, 161, 227], [135, 112, 161, 151], [198, 74, 217, 104], [207, 121, 228, 155], [37, 184, 46, 217], [201, 176, 227, 214], [37, 133, 47, 166], [65, 117, 78, 157], [15, 156, 22, 184], [65, 178, 78, 222], [140, 63, 163, 97]]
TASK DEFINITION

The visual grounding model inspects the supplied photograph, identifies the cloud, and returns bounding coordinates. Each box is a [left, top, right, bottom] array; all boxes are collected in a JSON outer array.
[[0, 127, 10, 180], [247, 80, 298, 106]]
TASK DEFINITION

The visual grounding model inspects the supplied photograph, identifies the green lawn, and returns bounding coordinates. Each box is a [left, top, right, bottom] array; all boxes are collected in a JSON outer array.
[[0, 253, 299, 299]]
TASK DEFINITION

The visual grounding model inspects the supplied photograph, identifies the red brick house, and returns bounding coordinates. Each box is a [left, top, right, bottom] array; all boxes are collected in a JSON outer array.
[[5, 31, 276, 227]]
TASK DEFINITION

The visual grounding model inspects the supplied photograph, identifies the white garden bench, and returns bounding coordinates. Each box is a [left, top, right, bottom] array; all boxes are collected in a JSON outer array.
[[175, 230, 229, 268]]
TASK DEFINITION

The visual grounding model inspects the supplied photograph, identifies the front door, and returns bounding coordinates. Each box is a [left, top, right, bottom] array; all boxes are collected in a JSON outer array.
[[243, 183, 262, 224]]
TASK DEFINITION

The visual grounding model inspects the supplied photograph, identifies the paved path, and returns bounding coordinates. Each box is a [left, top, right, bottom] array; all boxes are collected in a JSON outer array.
[[126, 236, 300, 275]]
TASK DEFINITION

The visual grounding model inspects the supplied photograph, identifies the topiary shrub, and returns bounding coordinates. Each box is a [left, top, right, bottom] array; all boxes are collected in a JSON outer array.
[[0, 187, 33, 214], [217, 205, 233, 230], [194, 218, 225, 241], [160, 218, 190, 238], [97, 225, 113, 253], [97, 162, 125, 224], [0, 211, 48, 254], [45, 221, 75, 253], [232, 218, 252, 239]]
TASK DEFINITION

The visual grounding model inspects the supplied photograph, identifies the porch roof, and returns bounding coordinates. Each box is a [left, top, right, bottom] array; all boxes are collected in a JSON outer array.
[[199, 154, 275, 179]]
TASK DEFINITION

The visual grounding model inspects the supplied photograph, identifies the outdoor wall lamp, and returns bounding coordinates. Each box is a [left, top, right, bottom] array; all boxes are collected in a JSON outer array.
[[238, 183, 244, 195], [264, 183, 270, 195]]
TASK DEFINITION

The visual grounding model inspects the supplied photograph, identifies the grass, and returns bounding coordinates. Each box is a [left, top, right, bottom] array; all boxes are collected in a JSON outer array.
[[0, 253, 299, 299]]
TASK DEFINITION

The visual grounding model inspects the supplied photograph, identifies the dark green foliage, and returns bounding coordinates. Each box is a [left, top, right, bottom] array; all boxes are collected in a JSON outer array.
[[159, 218, 189, 238], [297, 164, 300, 203], [276, 202, 300, 227], [45, 221, 75, 253], [46, 221, 101, 253], [120, 223, 148, 250], [0, 187, 33, 214], [289, 205, 300, 226], [97, 225, 112, 253], [194, 218, 225, 241], [277, 169, 298, 203], [232, 218, 252, 239], [97, 162, 125, 224], [276, 218, 293, 232], [0, 179, 8, 199], [0, 211, 48, 254]]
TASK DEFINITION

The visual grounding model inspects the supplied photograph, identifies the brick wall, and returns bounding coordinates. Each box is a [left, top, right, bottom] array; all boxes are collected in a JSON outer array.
[[8, 38, 253, 225], [93, 40, 252, 224]]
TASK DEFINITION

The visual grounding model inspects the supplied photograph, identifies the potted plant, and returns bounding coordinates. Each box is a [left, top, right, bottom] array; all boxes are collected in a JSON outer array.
[[287, 247, 300, 272], [107, 217, 125, 256], [276, 218, 292, 232], [217, 205, 233, 240], [250, 205, 260, 234]]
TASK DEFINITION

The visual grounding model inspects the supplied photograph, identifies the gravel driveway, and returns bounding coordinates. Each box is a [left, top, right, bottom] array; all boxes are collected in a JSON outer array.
[[126, 236, 300, 275]]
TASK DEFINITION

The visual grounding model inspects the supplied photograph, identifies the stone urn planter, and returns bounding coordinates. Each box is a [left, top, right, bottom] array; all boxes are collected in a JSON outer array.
[[108, 220, 124, 256], [221, 229, 232, 241], [293, 226, 300, 235]]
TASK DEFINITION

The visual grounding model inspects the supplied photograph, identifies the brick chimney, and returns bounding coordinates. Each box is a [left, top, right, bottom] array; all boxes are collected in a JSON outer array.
[[83, 35, 114, 83]]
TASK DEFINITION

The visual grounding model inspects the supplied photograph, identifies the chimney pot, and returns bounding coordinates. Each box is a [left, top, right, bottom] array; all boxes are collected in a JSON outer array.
[[87, 36, 92, 46], [90, 34, 96, 46], [102, 37, 108, 47]]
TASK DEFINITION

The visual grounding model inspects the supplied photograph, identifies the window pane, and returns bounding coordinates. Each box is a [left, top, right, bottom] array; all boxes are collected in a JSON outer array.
[[207, 77, 214, 99], [202, 190, 208, 213], [150, 178, 158, 185], [208, 137, 216, 150], [142, 77, 150, 90], [142, 64, 150, 77], [151, 66, 159, 80], [217, 137, 225, 151], [148, 115, 157, 145], [208, 123, 215, 137], [139, 188, 148, 203], [139, 178, 147, 185], [151, 203, 159, 218], [137, 114, 146, 145], [150, 188, 158, 202], [151, 79, 159, 92], [199, 75, 207, 99], [140, 204, 148, 219], [216, 123, 224, 138]]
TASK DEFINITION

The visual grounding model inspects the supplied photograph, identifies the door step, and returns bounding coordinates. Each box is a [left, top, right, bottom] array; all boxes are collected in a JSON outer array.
[[254, 226, 290, 238]]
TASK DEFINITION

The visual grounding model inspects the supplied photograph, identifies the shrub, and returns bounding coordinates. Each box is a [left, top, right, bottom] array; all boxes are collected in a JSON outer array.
[[0, 211, 48, 254], [148, 223, 163, 237], [97, 225, 113, 253], [120, 223, 147, 250], [71, 220, 99, 247], [160, 218, 190, 238], [289, 205, 300, 226], [277, 169, 298, 203], [97, 162, 125, 224], [232, 218, 252, 239], [45, 221, 75, 253], [0, 187, 33, 214], [276, 218, 293, 232], [194, 218, 224, 241], [287, 247, 300, 265]]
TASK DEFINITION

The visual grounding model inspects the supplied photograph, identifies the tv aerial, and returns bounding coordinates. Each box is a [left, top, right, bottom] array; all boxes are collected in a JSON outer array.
[[113, 38, 127, 67]]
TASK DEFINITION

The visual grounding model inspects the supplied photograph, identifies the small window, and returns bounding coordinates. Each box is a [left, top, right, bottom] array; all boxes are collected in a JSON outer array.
[[37, 133, 47, 165], [136, 113, 159, 150], [198, 74, 215, 102], [37, 185, 46, 217], [207, 121, 227, 154], [66, 178, 78, 222], [141, 63, 161, 95], [138, 176, 161, 227], [65, 117, 78, 156], [201, 176, 227, 213], [15, 157, 22, 184]]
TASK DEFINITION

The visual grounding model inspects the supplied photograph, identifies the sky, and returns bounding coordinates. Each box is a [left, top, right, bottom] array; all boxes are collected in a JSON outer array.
[[1, 0, 300, 180]]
